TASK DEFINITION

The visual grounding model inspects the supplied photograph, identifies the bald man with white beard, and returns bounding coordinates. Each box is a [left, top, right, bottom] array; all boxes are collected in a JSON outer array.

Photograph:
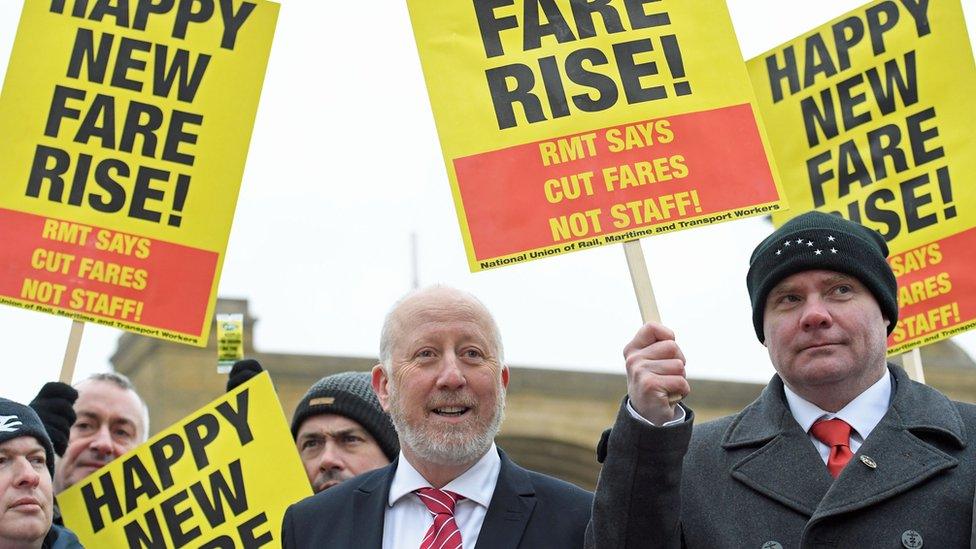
[[282, 286, 593, 549]]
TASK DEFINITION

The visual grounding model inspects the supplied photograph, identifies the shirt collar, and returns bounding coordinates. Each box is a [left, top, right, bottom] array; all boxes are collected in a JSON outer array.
[[783, 370, 891, 439], [388, 443, 501, 509]]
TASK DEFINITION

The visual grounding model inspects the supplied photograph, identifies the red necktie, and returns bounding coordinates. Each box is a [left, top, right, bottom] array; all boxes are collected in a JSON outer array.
[[810, 418, 854, 478], [415, 488, 465, 549]]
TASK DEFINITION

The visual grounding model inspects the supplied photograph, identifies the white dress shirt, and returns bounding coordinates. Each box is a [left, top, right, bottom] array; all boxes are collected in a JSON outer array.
[[382, 443, 501, 549], [783, 371, 892, 463], [627, 398, 687, 426]]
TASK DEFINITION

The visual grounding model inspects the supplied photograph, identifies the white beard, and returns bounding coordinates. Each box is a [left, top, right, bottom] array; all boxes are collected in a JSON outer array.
[[388, 382, 506, 466]]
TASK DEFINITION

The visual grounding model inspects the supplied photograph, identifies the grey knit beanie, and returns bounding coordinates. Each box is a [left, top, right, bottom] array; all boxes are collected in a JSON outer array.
[[290, 372, 399, 460], [0, 397, 56, 478], [747, 211, 898, 343]]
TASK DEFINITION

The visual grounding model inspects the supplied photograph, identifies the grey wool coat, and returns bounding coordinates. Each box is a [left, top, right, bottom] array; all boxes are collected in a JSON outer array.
[[586, 365, 976, 548]]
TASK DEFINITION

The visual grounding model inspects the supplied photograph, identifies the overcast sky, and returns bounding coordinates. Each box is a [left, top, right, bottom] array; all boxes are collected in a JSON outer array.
[[2, 0, 975, 405]]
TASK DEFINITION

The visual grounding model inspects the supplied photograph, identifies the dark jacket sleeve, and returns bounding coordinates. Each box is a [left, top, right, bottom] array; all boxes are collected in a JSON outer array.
[[282, 504, 296, 549], [971, 486, 976, 549], [585, 398, 693, 549]]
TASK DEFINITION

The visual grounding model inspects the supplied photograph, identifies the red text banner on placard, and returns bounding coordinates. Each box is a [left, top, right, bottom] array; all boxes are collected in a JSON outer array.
[[0, 208, 216, 340], [887, 226, 976, 354], [454, 104, 780, 265]]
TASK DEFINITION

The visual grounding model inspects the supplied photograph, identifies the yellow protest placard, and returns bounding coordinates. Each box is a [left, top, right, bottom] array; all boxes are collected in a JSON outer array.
[[58, 372, 312, 548], [406, 0, 786, 271], [0, 0, 279, 345], [747, 0, 976, 353]]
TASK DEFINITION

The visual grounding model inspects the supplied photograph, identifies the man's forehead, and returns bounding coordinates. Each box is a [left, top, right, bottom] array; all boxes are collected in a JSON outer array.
[[770, 269, 858, 291], [0, 436, 44, 454], [392, 298, 489, 339], [297, 413, 369, 437], [396, 288, 487, 320], [76, 381, 143, 419]]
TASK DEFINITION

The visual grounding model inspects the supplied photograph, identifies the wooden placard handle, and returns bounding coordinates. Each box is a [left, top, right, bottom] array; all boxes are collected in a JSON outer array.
[[60, 320, 85, 384], [623, 240, 681, 405], [623, 240, 661, 324], [903, 347, 925, 384]]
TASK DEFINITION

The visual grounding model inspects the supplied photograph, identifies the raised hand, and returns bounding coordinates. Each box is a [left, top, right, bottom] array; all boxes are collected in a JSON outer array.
[[624, 322, 690, 425]]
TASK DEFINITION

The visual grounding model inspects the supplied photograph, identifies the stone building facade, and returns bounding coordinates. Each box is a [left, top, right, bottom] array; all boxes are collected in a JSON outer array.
[[113, 299, 976, 491]]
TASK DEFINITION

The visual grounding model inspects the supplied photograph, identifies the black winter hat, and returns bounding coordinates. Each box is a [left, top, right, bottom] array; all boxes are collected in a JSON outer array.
[[747, 211, 898, 343], [0, 397, 56, 478], [290, 372, 399, 460]]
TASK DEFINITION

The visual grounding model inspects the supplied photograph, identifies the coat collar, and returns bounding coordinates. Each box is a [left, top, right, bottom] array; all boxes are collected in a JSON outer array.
[[720, 364, 966, 518], [722, 364, 966, 448], [721, 372, 794, 449], [885, 364, 967, 446]]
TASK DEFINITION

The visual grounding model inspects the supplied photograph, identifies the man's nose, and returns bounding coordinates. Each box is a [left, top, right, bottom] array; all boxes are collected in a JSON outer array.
[[318, 443, 345, 471], [88, 425, 117, 458], [800, 296, 833, 331], [14, 458, 41, 488], [435, 354, 467, 390]]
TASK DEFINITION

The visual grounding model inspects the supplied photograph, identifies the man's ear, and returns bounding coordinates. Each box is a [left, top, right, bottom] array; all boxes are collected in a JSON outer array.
[[372, 364, 391, 411], [500, 365, 510, 390]]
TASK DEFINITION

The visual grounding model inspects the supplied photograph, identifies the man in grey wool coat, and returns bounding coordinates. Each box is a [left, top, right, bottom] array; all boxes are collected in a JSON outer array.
[[587, 211, 976, 548]]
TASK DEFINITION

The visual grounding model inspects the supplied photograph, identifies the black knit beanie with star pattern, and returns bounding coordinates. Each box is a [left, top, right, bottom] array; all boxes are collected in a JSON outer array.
[[747, 211, 898, 343]]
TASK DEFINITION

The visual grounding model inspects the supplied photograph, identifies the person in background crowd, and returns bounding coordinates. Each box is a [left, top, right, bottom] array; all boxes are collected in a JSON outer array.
[[53, 373, 149, 494], [227, 360, 398, 493], [282, 286, 592, 548], [587, 211, 976, 547], [0, 397, 83, 548]]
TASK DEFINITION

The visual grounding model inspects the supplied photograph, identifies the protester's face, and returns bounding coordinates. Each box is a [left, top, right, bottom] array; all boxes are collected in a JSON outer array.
[[374, 289, 509, 466], [0, 437, 53, 547], [295, 414, 389, 493], [763, 270, 888, 393], [55, 381, 146, 493]]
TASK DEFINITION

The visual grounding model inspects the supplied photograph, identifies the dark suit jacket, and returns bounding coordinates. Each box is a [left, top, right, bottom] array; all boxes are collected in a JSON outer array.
[[283, 448, 593, 548], [587, 365, 976, 548]]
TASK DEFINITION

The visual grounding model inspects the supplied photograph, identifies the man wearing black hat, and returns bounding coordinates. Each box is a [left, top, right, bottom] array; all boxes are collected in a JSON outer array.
[[290, 372, 399, 493], [587, 211, 976, 548], [0, 397, 82, 548]]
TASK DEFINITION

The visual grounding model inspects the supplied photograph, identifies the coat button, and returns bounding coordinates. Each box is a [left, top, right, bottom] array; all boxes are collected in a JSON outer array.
[[901, 530, 923, 548], [761, 542, 783, 549]]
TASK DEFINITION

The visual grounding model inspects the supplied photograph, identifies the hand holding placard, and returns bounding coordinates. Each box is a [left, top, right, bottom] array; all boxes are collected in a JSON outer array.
[[623, 321, 689, 426]]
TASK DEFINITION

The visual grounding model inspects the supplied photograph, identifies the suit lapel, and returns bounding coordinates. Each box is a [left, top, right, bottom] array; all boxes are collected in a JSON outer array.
[[351, 461, 397, 549], [728, 366, 967, 522], [724, 376, 832, 516], [811, 366, 966, 521], [472, 450, 536, 549]]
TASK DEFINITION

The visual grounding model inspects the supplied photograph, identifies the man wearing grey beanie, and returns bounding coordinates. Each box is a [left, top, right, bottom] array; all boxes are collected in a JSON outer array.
[[588, 211, 976, 547], [227, 360, 398, 493], [0, 397, 82, 548], [290, 371, 399, 493]]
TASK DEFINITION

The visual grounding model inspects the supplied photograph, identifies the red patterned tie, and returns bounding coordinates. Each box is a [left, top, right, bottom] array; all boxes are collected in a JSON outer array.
[[810, 418, 855, 478], [415, 488, 465, 549]]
